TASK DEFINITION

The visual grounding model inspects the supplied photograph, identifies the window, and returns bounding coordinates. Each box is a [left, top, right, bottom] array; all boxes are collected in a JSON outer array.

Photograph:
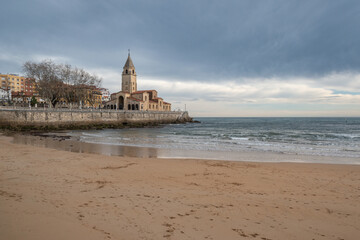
[[126, 69, 128, 74], [132, 70, 134, 74]]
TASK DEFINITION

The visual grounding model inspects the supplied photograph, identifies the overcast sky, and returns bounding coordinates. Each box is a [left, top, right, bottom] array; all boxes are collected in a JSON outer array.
[[1, 0, 360, 116]]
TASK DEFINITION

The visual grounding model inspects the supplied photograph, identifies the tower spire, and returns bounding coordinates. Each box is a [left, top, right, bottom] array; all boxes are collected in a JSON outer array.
[[124, 51, 134, 68], [122, 51, 137, 93]]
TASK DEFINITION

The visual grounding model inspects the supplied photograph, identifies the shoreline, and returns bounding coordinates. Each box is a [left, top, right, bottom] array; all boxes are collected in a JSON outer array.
[[6, 131, 360, 165], [1, 134, 360, 239]]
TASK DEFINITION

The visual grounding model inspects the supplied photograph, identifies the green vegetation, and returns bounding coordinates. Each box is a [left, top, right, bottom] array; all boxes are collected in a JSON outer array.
[[30, 96, 38, 107]]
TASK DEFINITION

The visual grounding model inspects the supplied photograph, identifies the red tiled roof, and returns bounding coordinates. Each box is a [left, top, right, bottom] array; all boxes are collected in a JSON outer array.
[[163, 102, 171, 105], [111, 91, 126, 96], [132, 90, 157, 94], [11, 91, 34, 97]]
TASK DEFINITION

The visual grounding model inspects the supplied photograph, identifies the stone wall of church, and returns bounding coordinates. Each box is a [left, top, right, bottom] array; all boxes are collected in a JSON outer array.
[[0, 108, 191, 129]]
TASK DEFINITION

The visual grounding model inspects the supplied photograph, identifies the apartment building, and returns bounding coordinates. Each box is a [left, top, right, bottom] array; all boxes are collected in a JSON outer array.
[[0, 74, 26, 92], [99, 88, 110, 102]]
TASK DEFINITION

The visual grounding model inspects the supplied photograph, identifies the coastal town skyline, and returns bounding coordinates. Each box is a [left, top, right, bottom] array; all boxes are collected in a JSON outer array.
[[1, 0, 360, 117]]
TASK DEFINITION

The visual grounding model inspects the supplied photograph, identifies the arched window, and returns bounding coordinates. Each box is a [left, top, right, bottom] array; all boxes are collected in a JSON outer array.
[[119, 96, 124, 110], [126, 69, 128, 74], [132, 70, 134, 74]]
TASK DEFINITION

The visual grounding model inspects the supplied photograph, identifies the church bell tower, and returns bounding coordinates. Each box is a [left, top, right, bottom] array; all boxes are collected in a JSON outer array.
[[122, 51, 137, 93]]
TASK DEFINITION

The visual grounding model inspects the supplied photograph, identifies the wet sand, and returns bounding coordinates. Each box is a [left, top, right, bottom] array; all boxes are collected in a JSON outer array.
[[0, 134, 360, 239], [10, 132, 360, 164]]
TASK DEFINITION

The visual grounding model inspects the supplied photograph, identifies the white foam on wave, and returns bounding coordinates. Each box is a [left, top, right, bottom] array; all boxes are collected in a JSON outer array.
[[231, 137, 249, 141], [68, 117, 360, 160]]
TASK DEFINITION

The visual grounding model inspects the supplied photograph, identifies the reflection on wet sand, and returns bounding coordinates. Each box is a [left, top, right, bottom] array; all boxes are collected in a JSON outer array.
[[12, 133, 160, 158], [11, 132, 242, 161]]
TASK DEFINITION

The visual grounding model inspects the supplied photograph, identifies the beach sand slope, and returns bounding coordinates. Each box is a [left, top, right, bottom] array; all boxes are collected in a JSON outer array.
[[0, 135, 359, 240]]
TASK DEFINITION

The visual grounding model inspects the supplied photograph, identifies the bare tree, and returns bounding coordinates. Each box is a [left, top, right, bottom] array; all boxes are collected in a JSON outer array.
[[70, 67, 102, 107], [23, 60, 63, 107], [23, 59, 102, 108], [58, 63, 73, 107]]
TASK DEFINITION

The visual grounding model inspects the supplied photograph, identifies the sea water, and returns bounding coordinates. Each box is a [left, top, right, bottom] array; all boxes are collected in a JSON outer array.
[[68, 118, 360, 161]]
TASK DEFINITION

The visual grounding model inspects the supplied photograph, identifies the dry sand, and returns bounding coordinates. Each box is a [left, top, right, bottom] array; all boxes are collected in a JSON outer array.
[[0, 134, 359, 240]]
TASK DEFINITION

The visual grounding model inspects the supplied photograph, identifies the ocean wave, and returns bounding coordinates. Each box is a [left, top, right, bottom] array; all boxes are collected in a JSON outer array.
[[72, 117, 360, 159]]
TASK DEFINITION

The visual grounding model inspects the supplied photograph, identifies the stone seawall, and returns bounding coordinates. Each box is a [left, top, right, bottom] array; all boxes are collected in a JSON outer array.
[[0, 108, 192, 130]]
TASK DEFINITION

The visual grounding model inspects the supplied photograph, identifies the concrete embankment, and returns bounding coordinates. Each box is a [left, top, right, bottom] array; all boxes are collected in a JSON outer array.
[[0, 108, 192, 130]]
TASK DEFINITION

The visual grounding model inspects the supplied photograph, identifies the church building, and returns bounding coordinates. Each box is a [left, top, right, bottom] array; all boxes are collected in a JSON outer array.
[[105, 53, 171, 111]]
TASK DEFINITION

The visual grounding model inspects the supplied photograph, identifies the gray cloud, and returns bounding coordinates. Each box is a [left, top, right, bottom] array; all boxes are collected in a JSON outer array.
[[1, 0, 360, 83]]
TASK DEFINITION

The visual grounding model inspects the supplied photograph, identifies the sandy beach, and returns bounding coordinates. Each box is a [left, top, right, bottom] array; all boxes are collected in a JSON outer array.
[[0, 134, 359, 240]]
